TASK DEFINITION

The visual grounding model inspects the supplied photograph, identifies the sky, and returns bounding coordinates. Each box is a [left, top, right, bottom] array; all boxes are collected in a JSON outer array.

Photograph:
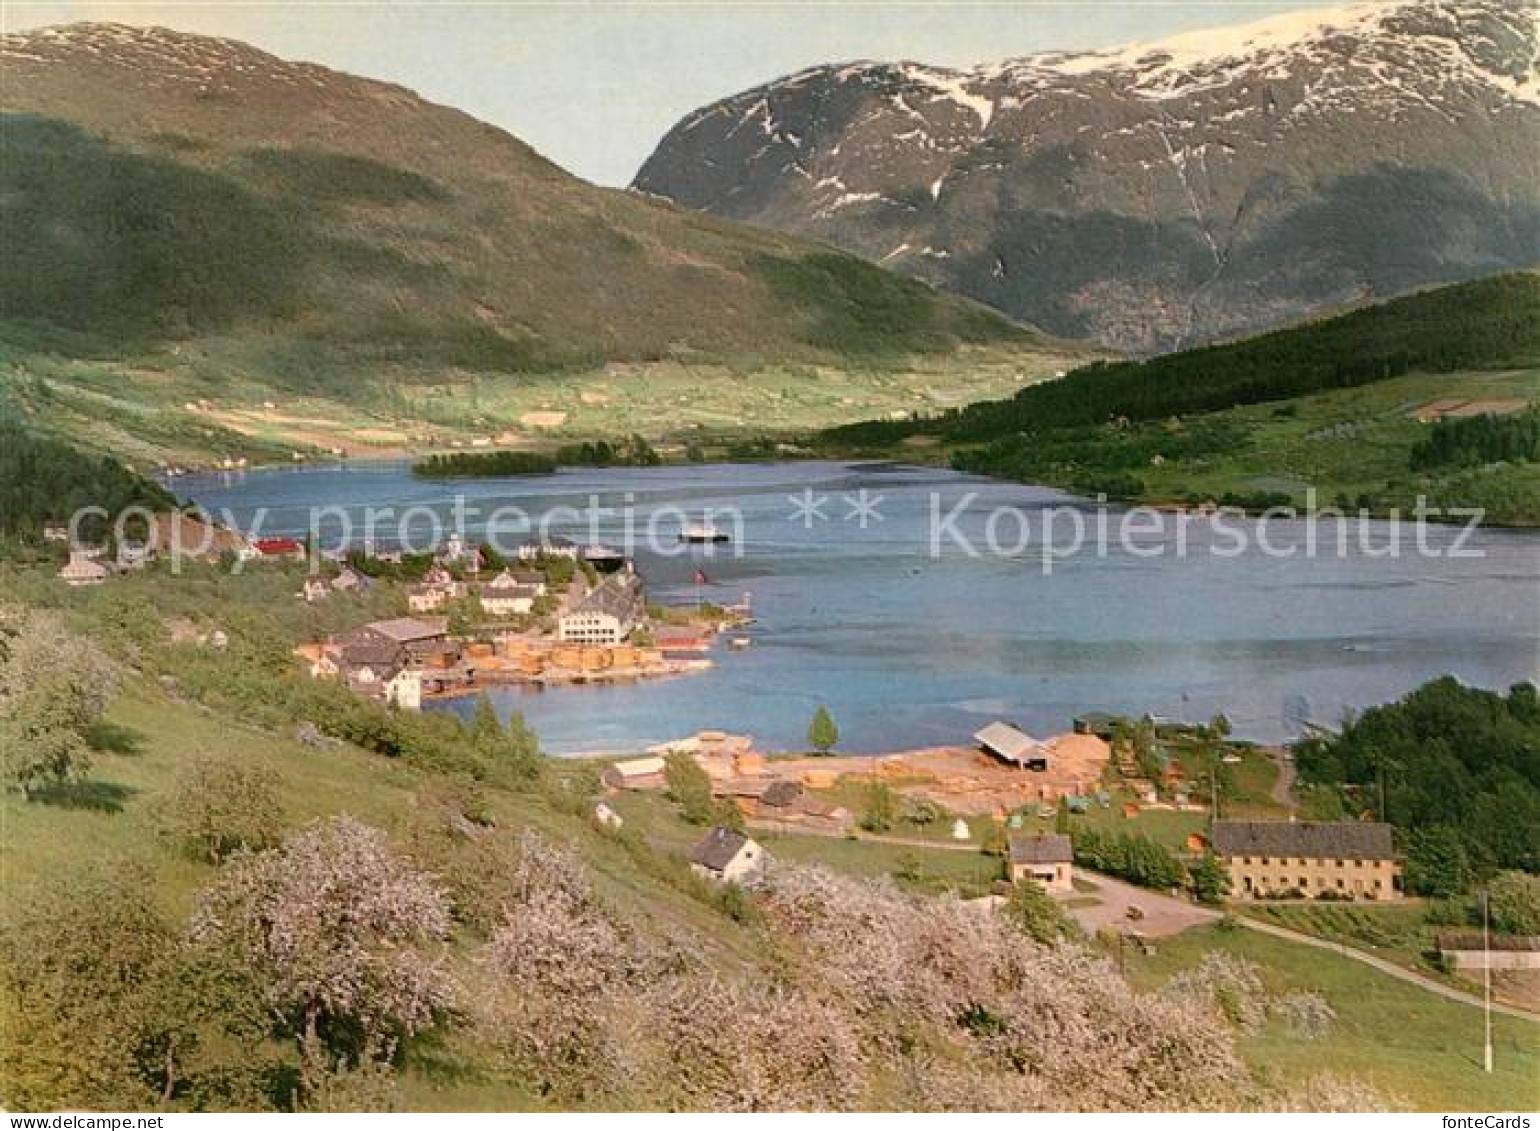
[[2, 1, 1338, 185]]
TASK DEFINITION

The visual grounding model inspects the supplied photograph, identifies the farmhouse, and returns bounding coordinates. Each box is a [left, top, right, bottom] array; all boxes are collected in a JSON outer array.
[[366, 617, 453, 657], [689, 827, 769, 886], [435, 534, 480, 572], [1008, 833, 1074, 892], [333, 617, 456, 693], [479, 569, 543, 617], [559, 571, 644, 644], [975, 721, 1049, 771], [330, 566, 374, 594], [1212, 819, 1402, 900]]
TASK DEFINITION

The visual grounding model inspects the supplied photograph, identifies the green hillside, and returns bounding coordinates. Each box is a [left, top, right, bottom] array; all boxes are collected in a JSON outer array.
[[3, 562, 1535, 1112], [820, 276, 1540, 523], [0, 410, 175, 540], [0, 24, 1083, 466]]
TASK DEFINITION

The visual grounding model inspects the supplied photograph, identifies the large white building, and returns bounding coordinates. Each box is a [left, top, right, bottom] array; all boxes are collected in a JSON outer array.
[[558, 571, 644, 644]]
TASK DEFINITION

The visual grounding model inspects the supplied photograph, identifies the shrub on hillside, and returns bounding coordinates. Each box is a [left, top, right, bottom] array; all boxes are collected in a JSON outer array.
[[1486, 871, 1540, 936], [159, 756, 284, 863]]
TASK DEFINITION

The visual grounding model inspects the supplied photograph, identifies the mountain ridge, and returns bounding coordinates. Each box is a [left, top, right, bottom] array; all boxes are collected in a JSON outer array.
[[0, 22, 1037, 388], [634, 0, 1540, 353]]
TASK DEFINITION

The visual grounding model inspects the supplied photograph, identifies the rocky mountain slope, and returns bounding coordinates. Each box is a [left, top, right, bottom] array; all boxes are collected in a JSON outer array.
[[0, 23, 1030, 397], [635, 0, 1540, 353]]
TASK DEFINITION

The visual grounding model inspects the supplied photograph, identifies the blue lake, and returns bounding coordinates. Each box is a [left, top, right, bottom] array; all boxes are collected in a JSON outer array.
[[171, 460, 1540, 753]]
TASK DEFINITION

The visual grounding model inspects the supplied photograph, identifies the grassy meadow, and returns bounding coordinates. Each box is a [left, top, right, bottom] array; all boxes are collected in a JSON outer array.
[[1126, 923, 1540, 1111], [0, 338, 1082, 472]]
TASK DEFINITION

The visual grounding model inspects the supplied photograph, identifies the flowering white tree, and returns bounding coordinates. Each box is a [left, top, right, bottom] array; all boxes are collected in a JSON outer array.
[[765, 866, 1260, 1110], [475, 831, 651, 1100], [191, 816, 454, 1098]]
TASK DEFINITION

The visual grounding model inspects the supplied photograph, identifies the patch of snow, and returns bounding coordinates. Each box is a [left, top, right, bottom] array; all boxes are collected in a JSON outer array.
[[901, 63, 997, 128]]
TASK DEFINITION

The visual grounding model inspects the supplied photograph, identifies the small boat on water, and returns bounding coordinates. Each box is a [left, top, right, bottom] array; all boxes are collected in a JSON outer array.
[[679, 522, 731, 544]]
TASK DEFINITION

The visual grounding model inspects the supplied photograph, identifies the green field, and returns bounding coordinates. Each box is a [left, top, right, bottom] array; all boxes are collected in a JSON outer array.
[[1232, 901, 1518, 1008], [606, 788, 1005, 896], [0, 341, 1079, 472], [1126, 923, 1540, 1111], [1092, 368, 1540, 520], [869, 366, 1540, 525]]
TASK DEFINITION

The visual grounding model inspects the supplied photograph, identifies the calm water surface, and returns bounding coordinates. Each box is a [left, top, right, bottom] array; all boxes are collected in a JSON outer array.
[[171, 461, 1540, 753]]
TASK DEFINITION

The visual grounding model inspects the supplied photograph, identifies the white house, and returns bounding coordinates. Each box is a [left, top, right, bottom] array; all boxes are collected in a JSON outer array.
[[479, 569, 541, 617], [385, 669, 424, 711], [1007, 834, 1074, 893], [689, 826, 769, 886], [409, 580, 467, 613], [115, 542, 154, 570]]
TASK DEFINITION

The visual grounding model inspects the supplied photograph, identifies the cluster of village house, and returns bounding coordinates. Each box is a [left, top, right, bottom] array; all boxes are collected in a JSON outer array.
[[51, 513, 717, 701], [610, 722, 1405, 902], [300, 537, 715, 707], [52, 517, 1409, 906], [52, 512, 259, 585]]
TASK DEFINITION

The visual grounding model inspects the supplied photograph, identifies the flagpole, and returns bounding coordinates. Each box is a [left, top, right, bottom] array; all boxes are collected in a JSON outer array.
[[1483, 887, 1494, 1074]]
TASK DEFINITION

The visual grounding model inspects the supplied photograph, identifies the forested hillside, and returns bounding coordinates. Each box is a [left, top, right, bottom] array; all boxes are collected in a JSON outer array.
[[817, 275, 1540, 523], [824, 274, 1540, 448], [0, 413, 173, 540], [1295, 678, 1540, 893]]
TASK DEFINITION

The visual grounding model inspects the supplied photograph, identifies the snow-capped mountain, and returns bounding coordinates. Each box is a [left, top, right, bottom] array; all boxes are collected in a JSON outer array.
[[634, 0, 1540, 352]]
